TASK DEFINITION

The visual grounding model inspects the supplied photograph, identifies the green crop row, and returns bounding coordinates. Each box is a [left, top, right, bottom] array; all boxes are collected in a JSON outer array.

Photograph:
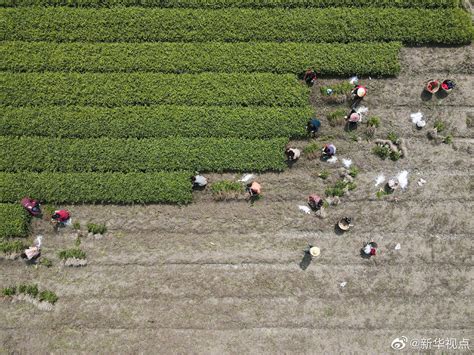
[[0, 172, 192, 203], [0, 204, 30, 239], [0, 41, 402, 76], [1, 8, 471, 44], [0, 0, 461, 8], [0, 72, 309, 107], [0, 105, 312, 139], [0, 137, 288, 172]]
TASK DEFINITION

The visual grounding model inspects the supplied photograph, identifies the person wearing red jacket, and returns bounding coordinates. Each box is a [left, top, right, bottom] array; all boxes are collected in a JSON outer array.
[[51, 209, 70, 225]]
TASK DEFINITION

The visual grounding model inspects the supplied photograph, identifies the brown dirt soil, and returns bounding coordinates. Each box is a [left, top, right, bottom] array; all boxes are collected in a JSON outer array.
[[1, 45, 473, 353]]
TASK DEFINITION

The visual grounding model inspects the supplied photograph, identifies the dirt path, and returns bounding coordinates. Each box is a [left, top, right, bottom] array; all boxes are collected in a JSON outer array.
[[1, 45, 473, 353]]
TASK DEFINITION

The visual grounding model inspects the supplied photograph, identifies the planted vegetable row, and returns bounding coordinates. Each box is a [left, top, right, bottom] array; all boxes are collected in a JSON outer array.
[[0, 204, 30, 239], [0, 105, 312, 139], [0, 72, 309, 107], [0, 172, 193, 204], [0, 136, 288, 172], [1, 8, 471, 44], [0, 0, 460, 8], [1, 41, 402, 76]]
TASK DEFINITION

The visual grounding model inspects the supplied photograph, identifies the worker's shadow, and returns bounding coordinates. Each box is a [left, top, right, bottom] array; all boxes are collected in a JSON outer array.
[[420, 90, 433, 102], [299, 252, 312, 270], [334, 224, 345, 236], [192, 185, 206, 191], [435, 90, 449, 100], [360, 249, 372, 259], [344, 121, 358, 132], [286, 159, 296, 169]]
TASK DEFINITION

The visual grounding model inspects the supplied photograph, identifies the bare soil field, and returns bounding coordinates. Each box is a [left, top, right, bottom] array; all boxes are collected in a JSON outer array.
[[1, 45, 473, 353]]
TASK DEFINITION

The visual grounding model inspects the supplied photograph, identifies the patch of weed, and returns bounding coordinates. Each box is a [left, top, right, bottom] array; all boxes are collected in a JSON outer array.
[[87, 223, 107, 235], [58, 248, 86, 260], [367, 116, 381, 128]]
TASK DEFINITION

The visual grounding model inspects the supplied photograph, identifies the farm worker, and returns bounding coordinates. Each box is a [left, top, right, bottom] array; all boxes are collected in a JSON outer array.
[[303, 68, 317, 86], [51, 209, 71, 226], [21, 235, 42, 261], [285, 148, 301, 161], [246, 181, 261, 197], [351, 85, 367, 109], [191, 175, 207, 188], [322, 143, 336, 158], [308, 194, 323, 210], [346, 109, 362, 123], [441, 79, 455, 92], [307, 118, 321, 136], [337, 217, 353, 232], [361, 241, 378, 258], [20, 197, 41, 217], [386, 179, 399, 192], [351, 85, 367, 99], [303, 245, 320, 258], [22, 246, 41, 261]]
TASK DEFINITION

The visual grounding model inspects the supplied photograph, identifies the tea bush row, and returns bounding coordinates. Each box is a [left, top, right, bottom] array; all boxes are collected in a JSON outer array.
[[0, 136, 288, 172], [0, 172, 193, 203], [0, 204, 30, 239], [0, 72, 309, 107], [0, 105, 312, 139], [1, 8, 472, 44], [1, 41, 402, 76], [1, 0, 460, 8]]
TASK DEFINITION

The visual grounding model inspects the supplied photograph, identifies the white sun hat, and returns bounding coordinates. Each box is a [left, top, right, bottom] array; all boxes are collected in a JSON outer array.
[[310, 246, 321, 257]]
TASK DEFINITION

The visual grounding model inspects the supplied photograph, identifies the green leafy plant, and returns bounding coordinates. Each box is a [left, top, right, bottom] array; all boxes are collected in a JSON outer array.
[[367, 116, 381, 128], [0, 172, 193, 204], [326, 109, 347, 127], [390, 151, 402, 161], [210, 181, 243, 194], [43, 205, 56, 217], [1, 42, 402, 77], [0, 239, 29, 254], [2, 8, 471, 45], [72, 221, 81, 230], [348, 166, 359, 178], [0, 0, 462, 8], [373, 145, 391, 160], [2, 287, 16, 296], [376, 189, 388, 199], [434, 120, 445, 133], [3, 285, 58, 304], [38, 290, 58, 304], [211, 181, 244, 201], [303, 142, 321, 160], [325, 179, 353, 197], [320, 82, 353, 96], [87, 223, 107, 235], [18, 284, 39, 298], [40, 257, 53, 268], [0, 136, 288, 173], [1, 72, 309, 108], [1, 105, 312, 140], [387, 132, 399, 143], [0, 204, 30, 240], [58, 248, 86, 260], [318, 170, 329, 180], [347, 132, 358, 142], [443, 134, 453, 144]]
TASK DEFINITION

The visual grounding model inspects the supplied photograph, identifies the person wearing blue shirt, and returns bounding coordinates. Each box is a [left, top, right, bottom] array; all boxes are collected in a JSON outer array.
[[307, 118, 321, 137]]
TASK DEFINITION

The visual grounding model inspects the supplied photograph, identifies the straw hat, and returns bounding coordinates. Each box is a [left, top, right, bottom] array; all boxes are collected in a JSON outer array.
[[309, 246, 321, 257], [357, 87, 366, 97], [338, 219, 351, 231]]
